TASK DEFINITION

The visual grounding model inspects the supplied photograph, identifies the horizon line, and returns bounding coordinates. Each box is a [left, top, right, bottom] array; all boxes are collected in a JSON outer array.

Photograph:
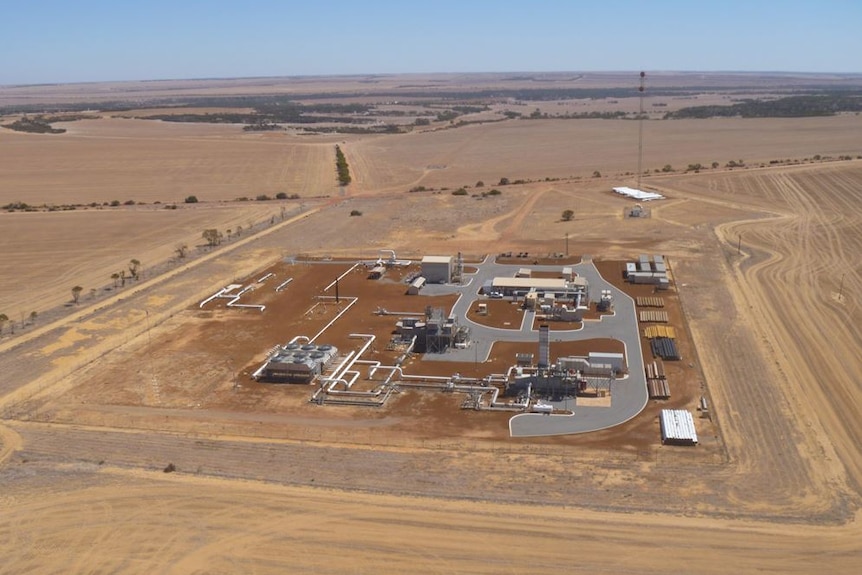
[[4, 69, 862, 90]]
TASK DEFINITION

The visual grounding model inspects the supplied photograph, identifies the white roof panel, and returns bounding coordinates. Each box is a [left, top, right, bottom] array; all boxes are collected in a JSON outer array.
[[660, 409, 698, 444], [613, 187, 665, 201], [492, 277, 568, 289], [422, 255, 452, 264]]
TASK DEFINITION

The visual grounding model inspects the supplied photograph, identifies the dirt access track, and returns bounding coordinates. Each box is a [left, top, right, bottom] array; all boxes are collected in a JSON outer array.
[[2, 82, 862, 570]]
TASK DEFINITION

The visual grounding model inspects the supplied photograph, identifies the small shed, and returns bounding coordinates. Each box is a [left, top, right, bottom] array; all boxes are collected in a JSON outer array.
[[407, 276, 426, 295]]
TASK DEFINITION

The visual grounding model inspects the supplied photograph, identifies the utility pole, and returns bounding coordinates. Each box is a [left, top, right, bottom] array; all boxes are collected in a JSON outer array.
[[565, 233, 569, 257]]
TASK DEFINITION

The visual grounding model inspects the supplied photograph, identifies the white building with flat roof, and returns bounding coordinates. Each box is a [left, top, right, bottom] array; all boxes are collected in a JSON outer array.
[[421, 255, 453, 284], [490, 277, 589, 301]]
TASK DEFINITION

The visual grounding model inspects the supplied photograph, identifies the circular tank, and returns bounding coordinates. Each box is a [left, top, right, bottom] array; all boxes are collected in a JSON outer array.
[[301, 344, 317, 351], [285, 343, 301, 350]]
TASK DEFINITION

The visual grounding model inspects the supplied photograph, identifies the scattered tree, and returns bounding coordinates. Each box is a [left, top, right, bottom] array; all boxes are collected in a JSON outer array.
[[711, 161, 720, 169], [71, 286, 83, 304], [184, 195, 199, 204], [561, 209, 575, 221], [129, 259, 141, 280], [111, 272, 120, 287], [110, 200, 121, 207], [275, 192, 288, 200], [29, 311, 37, 325], [175, 244, 188, 259], [235, 225, 243, 237], [662, 164, 674, 173], [452, 188, 468, 196], [350, 209, 363, 216], [202, 229, 222, 247], [498, 177, 510, 185], [592, 170, 602, 178], [475, 180, 485, 188], [0, 313, 7, 334]]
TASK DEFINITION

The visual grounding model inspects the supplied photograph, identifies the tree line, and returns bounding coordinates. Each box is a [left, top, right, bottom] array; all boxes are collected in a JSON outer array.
[[665, 93, 862, 119], [0, 311, 37, 335], [335, 145, 351, 186]]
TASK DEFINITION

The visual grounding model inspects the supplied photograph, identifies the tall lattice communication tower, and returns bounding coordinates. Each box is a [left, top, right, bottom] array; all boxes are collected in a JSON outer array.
[[637, 71, 646, 189]]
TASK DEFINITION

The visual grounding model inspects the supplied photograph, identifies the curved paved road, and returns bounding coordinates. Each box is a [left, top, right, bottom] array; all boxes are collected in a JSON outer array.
[[420, 257, 648, 437]]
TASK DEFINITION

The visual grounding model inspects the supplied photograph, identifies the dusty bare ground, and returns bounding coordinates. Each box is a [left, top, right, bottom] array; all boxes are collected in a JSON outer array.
[[1, 91, 862, 572]]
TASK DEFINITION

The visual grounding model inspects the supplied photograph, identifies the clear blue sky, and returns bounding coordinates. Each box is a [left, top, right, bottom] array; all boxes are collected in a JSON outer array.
[[1, 0, 860, 85]]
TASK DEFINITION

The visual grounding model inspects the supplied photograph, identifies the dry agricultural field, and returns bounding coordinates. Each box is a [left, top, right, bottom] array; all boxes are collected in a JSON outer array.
[[1, 73, 862, 573]]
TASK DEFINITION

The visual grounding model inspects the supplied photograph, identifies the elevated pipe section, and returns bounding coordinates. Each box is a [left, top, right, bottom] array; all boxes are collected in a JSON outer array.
[[324, 263, 360, 292], [312, 334, 376, 403], [310, 297, 358, 343], [275, 278, 293, 291], [200, 284, 265, 311]]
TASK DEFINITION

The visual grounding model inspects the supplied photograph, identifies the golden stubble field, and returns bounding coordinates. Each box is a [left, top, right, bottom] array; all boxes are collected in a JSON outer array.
[[0, 117, 341, 314], [2, 76, 862, 573], [4, 110, 858, 317]]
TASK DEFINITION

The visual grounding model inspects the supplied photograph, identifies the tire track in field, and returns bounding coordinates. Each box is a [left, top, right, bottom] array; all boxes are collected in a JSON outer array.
[[739, 171, 862, 491], [703, 167, 862, 513]]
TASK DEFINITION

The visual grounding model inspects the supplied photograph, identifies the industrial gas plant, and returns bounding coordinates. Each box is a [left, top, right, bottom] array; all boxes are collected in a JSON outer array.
[[200, 248, 697, 441]]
